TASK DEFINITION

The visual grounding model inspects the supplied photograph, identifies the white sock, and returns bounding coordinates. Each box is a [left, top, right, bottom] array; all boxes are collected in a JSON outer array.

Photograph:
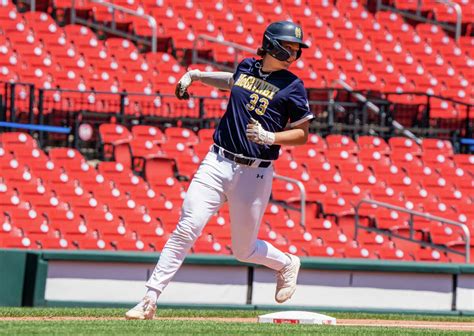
[[277, 254, 292, 271], [280, 255, 292, 269], [144, 287, 160, 303]]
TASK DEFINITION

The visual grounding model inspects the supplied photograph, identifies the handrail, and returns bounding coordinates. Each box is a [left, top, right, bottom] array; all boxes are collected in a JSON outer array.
[[71, 0, 158, 52], [29, 0, 36, 11], [383, 91, 474, 108], [334, 79, 422, 144], [375, 0, 460, 39], [38, 87, 224, 100], [416, 0, 422, 16], [436, 0, 462, 42], [17, 0, 36, 11], [354, 199, 471, 263], [0, 121, 71, 133], [193, 35, 256, 71], [195, 35, 256, 54], [273, 173, 306, 229], [3, 81, 471, 141]]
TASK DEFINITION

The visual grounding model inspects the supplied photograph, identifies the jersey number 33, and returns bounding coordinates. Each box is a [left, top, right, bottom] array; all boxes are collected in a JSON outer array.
[[246, 93, 269, 115]]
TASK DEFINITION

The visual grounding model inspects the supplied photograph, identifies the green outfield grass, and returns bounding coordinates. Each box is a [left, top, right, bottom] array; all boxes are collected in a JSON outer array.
[[0, 320, 471, 336], [1, 307, 474, 321], [0, 308, 473, 336]]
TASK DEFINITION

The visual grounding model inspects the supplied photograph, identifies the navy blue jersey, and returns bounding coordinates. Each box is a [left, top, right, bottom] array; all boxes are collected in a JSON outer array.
[[213, 58, 314, 160]]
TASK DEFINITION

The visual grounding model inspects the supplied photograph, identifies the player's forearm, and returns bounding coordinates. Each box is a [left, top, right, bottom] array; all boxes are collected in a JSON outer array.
[[246, 119, 309, 146], [273, 128, 308, 146], [189, 70, 234, 90]]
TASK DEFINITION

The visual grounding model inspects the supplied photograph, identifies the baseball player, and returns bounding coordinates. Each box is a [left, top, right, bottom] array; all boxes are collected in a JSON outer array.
[[126, 21, 314, 320]]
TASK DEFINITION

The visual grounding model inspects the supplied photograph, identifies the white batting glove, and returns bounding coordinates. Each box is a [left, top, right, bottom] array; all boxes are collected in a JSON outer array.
[[175, 69, 201, 100], [246, 118, 275, 145]]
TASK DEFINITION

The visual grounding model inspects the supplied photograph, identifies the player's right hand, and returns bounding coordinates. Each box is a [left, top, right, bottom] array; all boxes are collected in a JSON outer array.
[[175, 72, 192, 100], [175, 70, 200, 100]]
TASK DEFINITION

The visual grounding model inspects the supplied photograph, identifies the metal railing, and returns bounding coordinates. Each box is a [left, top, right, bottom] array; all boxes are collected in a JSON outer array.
[[2, 82, 35, 124], [437, 0, 462, 42], [376, 0, 463, 42], [17, 0, 36, 11], [354, 199, 471, 263], [273, 174, 306, 229], [70, 0, 158, 52], [193, 35, 257, 71], [1, 81, 472, 150], [335, 80, 422, 144], [383, 90, 473, 139]]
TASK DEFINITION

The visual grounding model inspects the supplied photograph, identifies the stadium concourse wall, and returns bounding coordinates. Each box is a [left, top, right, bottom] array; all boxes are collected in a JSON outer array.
[[0, 249, 473, 315]]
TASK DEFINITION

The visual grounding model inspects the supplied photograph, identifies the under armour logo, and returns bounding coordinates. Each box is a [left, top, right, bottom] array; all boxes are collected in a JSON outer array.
[[257, 174, 264, 179]]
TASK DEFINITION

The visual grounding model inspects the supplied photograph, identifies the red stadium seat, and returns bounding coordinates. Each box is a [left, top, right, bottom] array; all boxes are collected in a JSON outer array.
[[0, 132, 37, 149], [197, 128, 215, 144], [413, 247, 450, 262], [325, 134, 358, 152], [160, 141, 194, 158], [291, 143, 326, 162], [192, 235, 226, 254], [99, 124, 133, 167], [453, 154, 474, 173], [356, 230, 393, 249], [389, 137, 422, 155], [0, 231, 33, 249], [343, 245, 375, 259], [376, 247, 413, 261], [144, 157, 177, 187], [422, 138, 454, 156], [131, 125, 166, 144], [305, 244, 344, 258], [175, 154, 201, 180], [357, 135, 390, 154], [48, 147, 88, 171], [164, 127, 199, 146], [129, 139, 163, 172]]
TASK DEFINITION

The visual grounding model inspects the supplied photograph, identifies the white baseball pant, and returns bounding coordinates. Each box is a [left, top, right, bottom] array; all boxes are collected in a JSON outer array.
[[146, 149, 289, 293]]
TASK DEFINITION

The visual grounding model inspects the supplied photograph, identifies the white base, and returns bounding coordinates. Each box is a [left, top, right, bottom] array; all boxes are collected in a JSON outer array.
[[258, 311, 336, 325]]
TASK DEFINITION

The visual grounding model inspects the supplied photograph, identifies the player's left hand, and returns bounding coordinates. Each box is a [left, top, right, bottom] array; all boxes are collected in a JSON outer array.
[[246, 118, 275, 145]]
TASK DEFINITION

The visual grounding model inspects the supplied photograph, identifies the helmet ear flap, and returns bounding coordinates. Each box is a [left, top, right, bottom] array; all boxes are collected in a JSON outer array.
[[263, 33, 276, 52], [263, 33, 302, 61], [269, 39, 291, 61], [296, 48, 302, 59]]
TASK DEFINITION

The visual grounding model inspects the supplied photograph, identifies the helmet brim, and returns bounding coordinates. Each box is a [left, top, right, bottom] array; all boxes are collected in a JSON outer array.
[[276, 36, 309, 48]]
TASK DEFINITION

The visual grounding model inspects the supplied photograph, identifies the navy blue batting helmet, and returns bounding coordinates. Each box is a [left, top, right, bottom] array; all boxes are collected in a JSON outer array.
[[262, 21, 309, 61]]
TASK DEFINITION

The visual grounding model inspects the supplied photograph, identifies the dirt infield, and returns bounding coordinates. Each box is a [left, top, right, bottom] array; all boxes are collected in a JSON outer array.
[[1, 316, 474, 331]]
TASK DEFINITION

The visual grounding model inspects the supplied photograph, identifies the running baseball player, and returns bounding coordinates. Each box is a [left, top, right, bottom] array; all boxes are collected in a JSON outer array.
[[126, 21, 314, 320]]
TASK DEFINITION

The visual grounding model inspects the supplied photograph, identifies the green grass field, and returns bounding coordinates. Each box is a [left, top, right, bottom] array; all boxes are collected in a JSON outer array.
[[0, 308, 473, 336]]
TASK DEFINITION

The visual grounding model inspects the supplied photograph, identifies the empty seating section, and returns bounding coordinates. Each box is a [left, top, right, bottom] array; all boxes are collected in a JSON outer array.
[[0, 130, 170, 251], [0, 1, 228, 116], [1, 129, 473, 262], [0, 0, 473, 261], [0, 0, 472, 120]]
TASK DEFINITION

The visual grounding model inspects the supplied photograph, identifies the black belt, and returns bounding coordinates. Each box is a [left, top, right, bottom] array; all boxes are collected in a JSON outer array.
[[212, 145, 272, 168]]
